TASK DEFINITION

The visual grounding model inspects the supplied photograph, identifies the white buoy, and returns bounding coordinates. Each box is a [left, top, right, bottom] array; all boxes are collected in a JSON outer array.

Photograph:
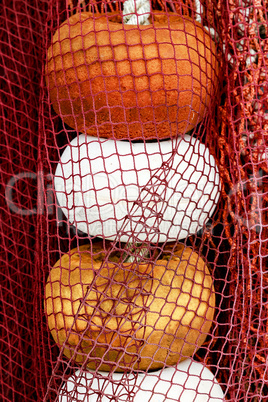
[[54, 135, 220, 242], [58, 359, 225, 401]]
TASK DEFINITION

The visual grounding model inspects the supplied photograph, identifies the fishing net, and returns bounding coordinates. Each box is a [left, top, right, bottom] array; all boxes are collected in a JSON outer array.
[[1, 0, 268, 400]]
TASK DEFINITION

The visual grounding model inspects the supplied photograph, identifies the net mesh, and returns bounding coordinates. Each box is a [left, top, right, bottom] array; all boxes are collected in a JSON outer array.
[[1, 0, 268, 401]]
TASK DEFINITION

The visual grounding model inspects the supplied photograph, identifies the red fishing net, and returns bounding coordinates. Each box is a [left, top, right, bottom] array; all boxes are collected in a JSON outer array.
[[1, 0, 268, 400]]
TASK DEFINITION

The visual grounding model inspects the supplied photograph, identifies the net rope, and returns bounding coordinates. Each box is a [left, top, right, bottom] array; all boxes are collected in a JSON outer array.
[[1, 0, 268, 401]]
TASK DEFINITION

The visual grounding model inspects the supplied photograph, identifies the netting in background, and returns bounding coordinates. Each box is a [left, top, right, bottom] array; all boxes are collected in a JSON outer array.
[[1, 0, 268, 401]]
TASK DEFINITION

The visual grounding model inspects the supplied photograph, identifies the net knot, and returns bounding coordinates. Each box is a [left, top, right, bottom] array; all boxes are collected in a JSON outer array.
[[123, 0, 151, 25]]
